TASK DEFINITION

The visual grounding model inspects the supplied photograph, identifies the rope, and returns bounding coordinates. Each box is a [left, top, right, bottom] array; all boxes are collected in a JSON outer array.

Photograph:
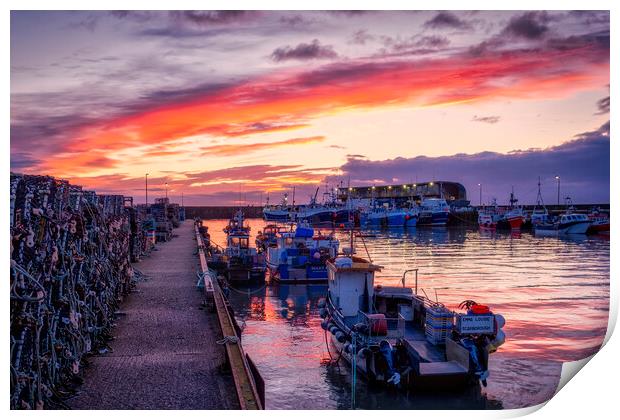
[[217, 335, 239, 345]]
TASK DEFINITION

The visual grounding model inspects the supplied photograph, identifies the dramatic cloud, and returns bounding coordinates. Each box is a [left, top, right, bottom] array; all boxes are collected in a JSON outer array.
[[349, 29, 374, 45], [13, 35, 608, 177], [10, 11, 610, 204], [500, 11, 551, 40], [270, 39, 338, 62], [200, 136, 325, 157], [472, 115, 501, 124], [596, 96, 610, 114], [424, 12, 473, 30], [333, 121, 610, 204]]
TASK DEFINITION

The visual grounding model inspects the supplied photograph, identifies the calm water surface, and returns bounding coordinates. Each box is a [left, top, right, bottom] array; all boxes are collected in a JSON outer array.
[[205, 219, 609, 409]]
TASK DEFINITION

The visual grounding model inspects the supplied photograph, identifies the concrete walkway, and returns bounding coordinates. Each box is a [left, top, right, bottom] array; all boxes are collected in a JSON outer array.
[[69, 221, 239, 409]]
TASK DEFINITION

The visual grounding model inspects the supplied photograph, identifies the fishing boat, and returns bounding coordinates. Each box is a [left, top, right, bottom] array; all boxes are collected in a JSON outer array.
[[527, 177, 549, 228], [496, 190, 524, 231], [265, 221, 340, 283], [362, 204, 410, 228], [263, 193, 295, 222], [319, 236, 506, 390], [587, 208, 610, 234], [417, 198, 450, 226], [222, 210, 265, 283], [534, 212, 592, 235], [255, 224, 286, 253], [477, 210, 496, 231]]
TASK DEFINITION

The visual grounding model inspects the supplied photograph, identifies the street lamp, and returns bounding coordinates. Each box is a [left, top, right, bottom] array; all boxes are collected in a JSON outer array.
[[145, 173, 149, 206], [478, 183, 482, 206], [555, 176, 560, 206]]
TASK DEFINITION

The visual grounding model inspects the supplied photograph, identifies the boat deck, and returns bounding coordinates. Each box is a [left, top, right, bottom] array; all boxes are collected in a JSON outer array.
[[403, 325, 446, 363]]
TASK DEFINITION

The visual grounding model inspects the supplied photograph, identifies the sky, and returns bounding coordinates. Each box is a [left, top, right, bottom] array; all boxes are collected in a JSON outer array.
[[10, 10, 610, 205]]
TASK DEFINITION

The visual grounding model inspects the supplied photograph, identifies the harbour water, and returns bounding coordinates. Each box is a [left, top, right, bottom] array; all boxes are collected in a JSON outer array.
[[206, 218, 610, 409]]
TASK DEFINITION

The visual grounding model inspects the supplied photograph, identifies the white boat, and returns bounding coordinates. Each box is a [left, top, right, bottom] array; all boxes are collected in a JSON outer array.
[[320, 242, 506, 390], [535, 212, 591, 235]]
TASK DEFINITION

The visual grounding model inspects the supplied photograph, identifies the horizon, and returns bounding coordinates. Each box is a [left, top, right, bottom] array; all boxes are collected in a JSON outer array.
[[10, 10, 610, 206]]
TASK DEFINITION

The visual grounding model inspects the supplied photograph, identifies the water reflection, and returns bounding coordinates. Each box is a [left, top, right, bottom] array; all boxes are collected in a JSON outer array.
[[204, 219, 609, 409]]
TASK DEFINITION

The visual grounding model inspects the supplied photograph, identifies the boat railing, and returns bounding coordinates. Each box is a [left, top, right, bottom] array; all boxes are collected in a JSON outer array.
[[357, 311, 405, 342]]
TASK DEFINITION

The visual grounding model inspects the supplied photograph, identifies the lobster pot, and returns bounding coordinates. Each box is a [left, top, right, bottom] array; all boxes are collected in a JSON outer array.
[[425, 306, 454, 345]]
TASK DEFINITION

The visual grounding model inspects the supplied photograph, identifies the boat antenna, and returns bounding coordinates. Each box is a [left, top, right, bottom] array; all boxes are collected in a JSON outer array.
[[536, 177, 546, 209]]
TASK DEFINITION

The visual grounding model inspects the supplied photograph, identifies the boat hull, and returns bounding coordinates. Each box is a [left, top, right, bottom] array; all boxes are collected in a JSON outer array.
[[418, 211, 449, 226], [535, 221, 591, 235], [267, 262, 329, 283]]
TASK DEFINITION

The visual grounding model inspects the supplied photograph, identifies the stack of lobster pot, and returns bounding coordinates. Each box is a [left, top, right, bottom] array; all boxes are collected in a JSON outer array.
[[9, 173, 135, 409]]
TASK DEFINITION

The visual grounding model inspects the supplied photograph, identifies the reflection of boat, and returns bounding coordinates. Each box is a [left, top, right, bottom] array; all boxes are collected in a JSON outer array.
[[535, 212, 591, 235], [223, 210, 266, 283], [417, 198, 450, 226], [320, 242, 506, 390], [266, 222, 340, 283]]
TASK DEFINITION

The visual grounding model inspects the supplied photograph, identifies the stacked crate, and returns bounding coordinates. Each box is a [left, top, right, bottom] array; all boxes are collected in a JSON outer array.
[[425, 305, 454, 345]]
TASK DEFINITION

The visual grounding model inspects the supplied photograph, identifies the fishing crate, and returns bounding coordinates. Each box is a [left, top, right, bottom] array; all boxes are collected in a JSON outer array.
[[425, 305, 454, 345]]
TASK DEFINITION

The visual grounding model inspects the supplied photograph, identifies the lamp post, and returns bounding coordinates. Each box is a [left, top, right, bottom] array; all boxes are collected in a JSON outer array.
[[555, 176, 560, 206], [477, 183, 482, 206], [145, 173, 149, 206]]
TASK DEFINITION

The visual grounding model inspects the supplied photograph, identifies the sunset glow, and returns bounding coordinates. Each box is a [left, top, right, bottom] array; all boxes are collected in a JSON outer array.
[[11, 11, 610, 204]]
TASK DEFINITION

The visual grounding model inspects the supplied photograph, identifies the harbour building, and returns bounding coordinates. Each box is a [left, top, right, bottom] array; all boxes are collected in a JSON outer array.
[[336, 181, 469, 207]]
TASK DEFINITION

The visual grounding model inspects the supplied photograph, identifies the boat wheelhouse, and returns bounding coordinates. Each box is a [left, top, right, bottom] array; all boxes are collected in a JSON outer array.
[[265, 222, 339, 283]]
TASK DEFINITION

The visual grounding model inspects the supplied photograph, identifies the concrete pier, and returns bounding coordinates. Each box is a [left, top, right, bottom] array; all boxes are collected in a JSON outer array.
[[69, 221, 239, 409]]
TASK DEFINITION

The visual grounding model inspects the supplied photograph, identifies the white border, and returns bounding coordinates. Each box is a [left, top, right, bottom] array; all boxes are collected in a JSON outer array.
[[4, 1, 617, 418]]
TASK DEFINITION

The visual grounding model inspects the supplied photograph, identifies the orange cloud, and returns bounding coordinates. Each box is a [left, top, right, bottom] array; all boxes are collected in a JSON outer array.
[[200, 135, 325, 156], [37, 40, 608, 176]]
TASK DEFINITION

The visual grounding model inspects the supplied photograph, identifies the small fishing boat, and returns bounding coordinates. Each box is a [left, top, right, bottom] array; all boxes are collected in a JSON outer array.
[[266, 221, 339, 283], [320, 237, 506, 390], [496, 190, 524, 231], [535, 212, 592, 235], [477, 211, 496, 231], [263, 194, 295, 222], [587, 208, 610, 234], [255, 224, 286, 253], [222, 210, 265, 283], [417, 198, 450, 226], [362, 204, 410, 228]]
